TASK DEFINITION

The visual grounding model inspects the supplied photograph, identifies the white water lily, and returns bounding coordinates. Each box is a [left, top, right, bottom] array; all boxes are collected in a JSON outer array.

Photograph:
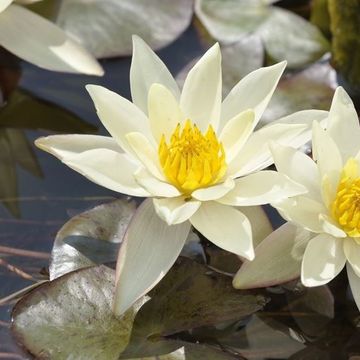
[[235, 87, 360, 310], [36, 36, 328, 315], [0, 0, 103, 75]]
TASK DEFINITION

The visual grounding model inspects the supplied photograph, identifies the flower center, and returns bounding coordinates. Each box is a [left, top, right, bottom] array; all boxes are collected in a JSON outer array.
[[158, 120, 227, 193], [331, 158, 360, 237]]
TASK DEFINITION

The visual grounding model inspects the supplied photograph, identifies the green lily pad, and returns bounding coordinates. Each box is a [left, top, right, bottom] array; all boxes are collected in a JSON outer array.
[[56, 0, 194, 58], [50, 198, 137, 280], [120, 257, 267, 358]]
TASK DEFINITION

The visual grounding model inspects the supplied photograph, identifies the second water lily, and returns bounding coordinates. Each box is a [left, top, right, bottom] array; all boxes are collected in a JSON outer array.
[[36, 37, 328, 315]]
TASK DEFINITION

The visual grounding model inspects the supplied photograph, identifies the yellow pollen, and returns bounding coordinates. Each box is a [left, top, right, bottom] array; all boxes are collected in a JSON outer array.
[[158, 119, 227, 193], [331, 158, 360, 238]]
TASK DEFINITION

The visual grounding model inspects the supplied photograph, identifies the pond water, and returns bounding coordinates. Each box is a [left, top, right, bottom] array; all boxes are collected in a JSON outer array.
[[1, 22, 360, 360]]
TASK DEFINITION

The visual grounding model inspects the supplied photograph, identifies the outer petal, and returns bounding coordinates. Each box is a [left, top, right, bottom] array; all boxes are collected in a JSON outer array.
[[347, 263, 360, 312], [271, 109, 328, 127], [190, 201, 254, 260], [180, 43, 222, 132], [134, 167, 181, 198], [86, 85, 153, 156], [218, 171, 307, 206], [220, 61, 286, 130], [0, 4, 103, 75], [153, 197, 201, 225], [130, 35, 180, 113], [301, 233, 346, 287], [228, 123, 307, 178], [327, 87, 360, 160], [234, 223, 311, 289], [114, 199, 190, 315], [343, 237, 360, 278], [191, 177, 235, 201], [148, 83, 184, 142], [35, 134, 121, 160], [273, 196, 326, 233], [219, 109, 255, 163], [270, 143, 321, 201], [0, 0, 12, 12], [63, 148, 150, 197]]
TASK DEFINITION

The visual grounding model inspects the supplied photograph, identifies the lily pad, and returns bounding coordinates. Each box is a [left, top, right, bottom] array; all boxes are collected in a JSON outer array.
[[50, 198, 137, 280], [56, 0, 194, 58]]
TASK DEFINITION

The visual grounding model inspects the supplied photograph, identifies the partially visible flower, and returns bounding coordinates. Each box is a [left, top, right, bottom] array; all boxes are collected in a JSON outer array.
[[0, 0, 103, 75], [36, 36, 327, 315], [235, 87, 360, 311]]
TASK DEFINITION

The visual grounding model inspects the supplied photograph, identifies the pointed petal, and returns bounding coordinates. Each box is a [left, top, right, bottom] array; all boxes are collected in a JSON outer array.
[[0, 0, 12, 12], [270, 143, 321, 201], [148, 83, 184, 142], [344, 238, 360, 277], [221, 61, 286, 129], [86, 85, 152, 156], [153, 197, 201, 225], [228, 123, 307, 177], [273, 196, 326, 233], [301, 233, 346, 287], [234, 223, 310, 289], [114, 199, 190, 315], [219, 109, 255, 163], [271, 109, 328, 127], [126, 132, 165, 180], [134, 167, 181, 197], [347, 263, 360, 312], [219, 170, 307, 206], [0, 4, 103, 75], [63, 148, 150, 197], [180, 43, 222, 132], [190, 202, 254, 260], [130, 35, 180, 113], [35, 134, 121, 160], [192, 177, 235, 201], [327, 87, 360, 160], [319, 214, 347, 238]]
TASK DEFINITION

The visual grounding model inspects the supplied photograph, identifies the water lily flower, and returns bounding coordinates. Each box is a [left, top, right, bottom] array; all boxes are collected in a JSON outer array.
[[0, 0, 103, 75], [235, 87, 360, 311], [35, 36, 328, 315]]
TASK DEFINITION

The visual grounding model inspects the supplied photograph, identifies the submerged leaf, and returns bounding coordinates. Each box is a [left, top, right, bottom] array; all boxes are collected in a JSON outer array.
[[56, 0, 194, 58]]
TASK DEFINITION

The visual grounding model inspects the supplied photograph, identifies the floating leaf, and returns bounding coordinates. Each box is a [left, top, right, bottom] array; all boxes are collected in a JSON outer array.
[[50, 198, 137, 280], [56, 0, 194, 58], [12, 266, 137, 360]]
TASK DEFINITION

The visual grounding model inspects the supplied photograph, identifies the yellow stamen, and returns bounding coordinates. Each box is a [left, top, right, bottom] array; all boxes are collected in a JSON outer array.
[[158, 120, 227, 193], [332, 158, 360, 237]]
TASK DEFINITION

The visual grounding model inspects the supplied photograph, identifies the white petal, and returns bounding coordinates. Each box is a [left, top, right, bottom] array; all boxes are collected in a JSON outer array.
[[234, 223, 310, 289], [221, 61, 286, 129], [180, 43, 222, 132], [346, 263, 360, 312], [219, 171, 307, 206], [219, 109, 255, 163], [148, 83, 184, 143], [273, 196, 327, 233], [228, 123, 307, 178], [126, 132, 165, 180], [343, 237, 360, 277], [312, 121, 342, 201], [0, 0, 12, 12], [134, 167, 181, 198], [270, 143, 321, 201], [327, 87, 360, 160], [191, 177, 235, 201], [63, 148, 150, 197], [319, 214, 347, 238], [35, 134, 121, 160], [86, 85, 153, 156], [0, 4, 103, 75], [114, 199, 190, 315], [271, 109, 328, 127], [130, 35, 180, 113], [301, 233, 346, 287], [153, 197, 201, 225], [190, 201, 254, 260], [238, 206, 273, 249]]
